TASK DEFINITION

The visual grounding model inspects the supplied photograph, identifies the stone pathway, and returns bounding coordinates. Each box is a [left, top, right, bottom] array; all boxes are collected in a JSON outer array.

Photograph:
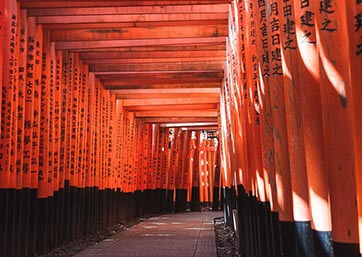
[[75, 211, 223, 257]]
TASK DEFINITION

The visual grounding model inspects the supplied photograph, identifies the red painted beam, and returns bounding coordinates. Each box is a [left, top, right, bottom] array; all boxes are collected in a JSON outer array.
[[37, 13, 228, 24], [55, 37, 226, 50], [79, 50, 226, 59], [21, 1, 230, 8], [42, 20, 228, 30], [50, 25, 227, 41], [28, 4, 229, 16], [71, 44, 226, 52], [83, 57, 225, 65], [125, 103, 218, 111], [89, 61, 224, 72], [106, 83, 221, 89]]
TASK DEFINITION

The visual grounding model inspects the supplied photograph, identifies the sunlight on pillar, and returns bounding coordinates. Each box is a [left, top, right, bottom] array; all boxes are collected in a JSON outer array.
[[292, 191, 311, 222], [319, 41, 346, 100], [310, 189, 332, 231], [296, 26, 319, 81], [238, 168, 243, 186], [256, 170, 266, 202], [276, 174, 285, 217]]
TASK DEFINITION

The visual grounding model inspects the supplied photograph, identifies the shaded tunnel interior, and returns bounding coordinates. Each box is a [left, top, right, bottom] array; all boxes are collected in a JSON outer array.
[[0, 0, 361, 257]]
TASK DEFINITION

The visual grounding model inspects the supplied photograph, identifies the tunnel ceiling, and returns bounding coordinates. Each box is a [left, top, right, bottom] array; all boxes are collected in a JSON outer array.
[[19, 0, 229, 129]]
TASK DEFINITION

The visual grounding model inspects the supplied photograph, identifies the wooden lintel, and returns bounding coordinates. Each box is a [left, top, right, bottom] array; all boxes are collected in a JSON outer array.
[[112, 88, 220, 94], [55, 37, 226, 50], [89, 61, 224, 72], [79, 50, 226, 59], [135, 110, 218, 118], [28, 4, 229, 16], [83, 57, 225, 65], [125, 104, 218, 111], [37, 13, 228, 24], [122, 98, 220, 106], [104, 83, 221, 90], [50, 25, 227, 42], [21, 1, 230, 9], [140, 117, 218, 123]]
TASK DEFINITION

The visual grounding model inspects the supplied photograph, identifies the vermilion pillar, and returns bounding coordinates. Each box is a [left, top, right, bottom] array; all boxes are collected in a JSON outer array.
[[266, 1, 296, 256], [346, 1, 362, 255], [277, 0, 314, 256], [294, 0, 333, 256], [316, 0, 359, 256]]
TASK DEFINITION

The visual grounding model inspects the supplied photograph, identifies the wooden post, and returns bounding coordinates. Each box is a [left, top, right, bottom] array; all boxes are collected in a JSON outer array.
[[316, 0, 359, 256], [346, 1, 362, 255]]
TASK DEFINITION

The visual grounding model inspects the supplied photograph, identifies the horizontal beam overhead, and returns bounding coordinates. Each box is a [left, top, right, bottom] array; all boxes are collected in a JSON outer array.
[[140, 117, 218, 123], [103, 79, 222, 86], [37, 13, 228, 24], [71, 45, 226, 53], [89, 62, 224, 72], [116, 93, 219, 99], [55, 37, 226, 50], [112, 88, 220, 94], [104, 83, 221, 90], [28, 4, 229, 16], [112, 88, 220, 99], [135, 110, 218, 117], [21, 1, 230, 9], [125, 103, 218, 111], [83, 57, 225, 65], [98, 71, 223, 87], [122, 97, 220, 106], [43, 20, 228, 30], [79, 50, 226, 59], [160, 122, 218, 127], [50, 25, 227, 41]]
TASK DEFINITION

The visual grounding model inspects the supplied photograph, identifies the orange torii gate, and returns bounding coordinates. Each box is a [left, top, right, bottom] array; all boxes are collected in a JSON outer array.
[[0, 0, 361, 257]]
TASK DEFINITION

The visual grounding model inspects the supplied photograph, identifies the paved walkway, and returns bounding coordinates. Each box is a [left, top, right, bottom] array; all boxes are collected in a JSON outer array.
[[75, 211, 222, 257]]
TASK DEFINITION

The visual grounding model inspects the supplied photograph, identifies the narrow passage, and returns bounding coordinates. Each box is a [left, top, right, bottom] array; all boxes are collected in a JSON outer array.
[[75, 211, 222, 257]]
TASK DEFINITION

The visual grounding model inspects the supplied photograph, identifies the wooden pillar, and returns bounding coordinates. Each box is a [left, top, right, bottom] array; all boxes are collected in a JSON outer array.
[[276, 0, 315, 256], [267, 1, 295, 255], [293, 0, 333, 256], [191, 131, 201, 211], [316, 0, 359, 256], [346, 1, 362, 255]]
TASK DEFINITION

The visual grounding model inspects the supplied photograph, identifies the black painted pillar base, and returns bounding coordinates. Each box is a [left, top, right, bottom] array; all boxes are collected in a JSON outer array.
[[20, 188, 31, 257], [119, 192, 126, 222], [271, 212, 282, 257], [134, 190, 142, 218], [143, 189, 152, 214], [212, 187, 220, 211], [280, 221, 298, 257], [222, 187, 235, 226], [236, 185, 247, 257], [333, 241, 360, 257], [0, 189, 8, 257], [166, 190, 174, 213], [153, 189, 161, 214], [190, 187, 200, 212], [28, 189, 38, 257], [159, 189, 167, 213], [175, 189, 187, 213], [295, 221, 315, 257], [36, 197, 48, 256], [313, 230, 333, 257]]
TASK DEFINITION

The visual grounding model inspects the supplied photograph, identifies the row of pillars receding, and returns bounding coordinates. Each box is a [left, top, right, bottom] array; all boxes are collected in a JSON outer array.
[[219, 0, 361, 257], [0, 1, 223, 256]]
